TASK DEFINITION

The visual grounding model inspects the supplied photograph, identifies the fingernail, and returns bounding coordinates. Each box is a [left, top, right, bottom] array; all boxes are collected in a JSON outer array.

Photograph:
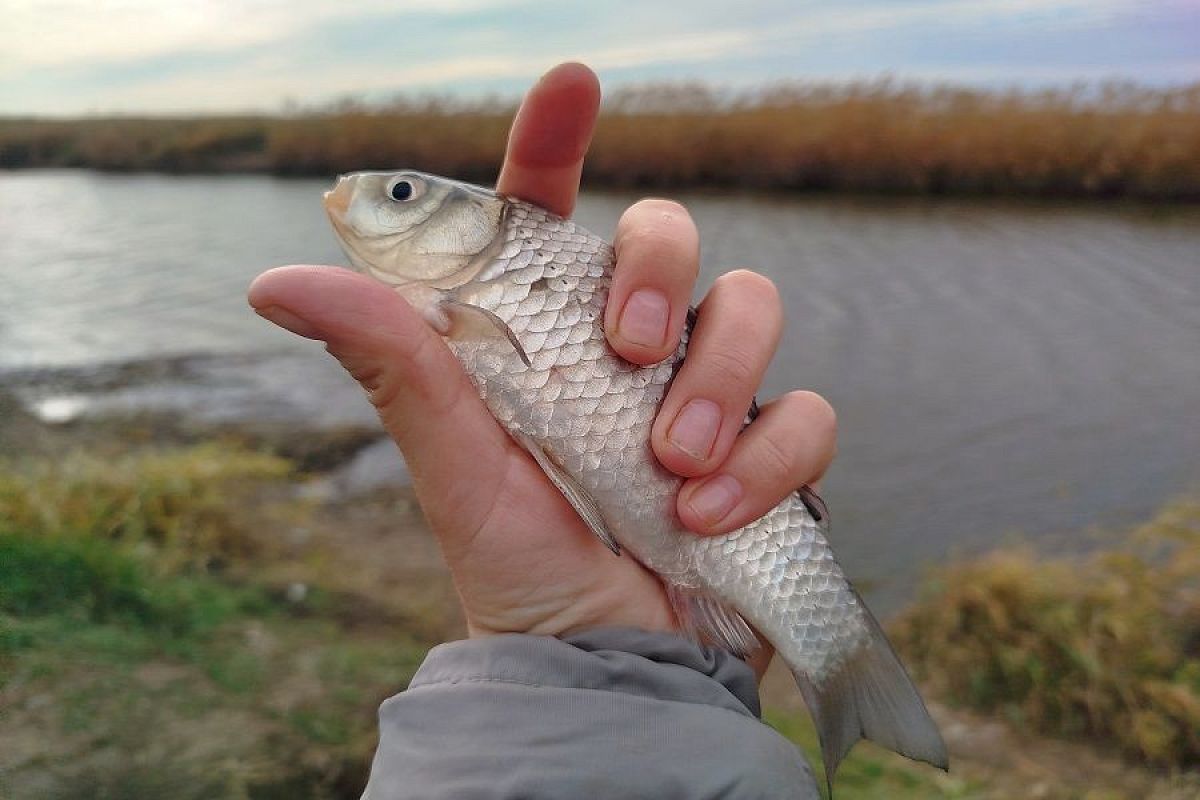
[[618, 288, 669, 348], [687, 475, 743, 526], [667, 398, 721, 460], [254, 305, 324, 340]]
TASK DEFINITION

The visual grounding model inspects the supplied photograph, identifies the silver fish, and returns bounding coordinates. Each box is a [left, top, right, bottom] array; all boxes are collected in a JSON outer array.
[[324, 170, 947, 784]]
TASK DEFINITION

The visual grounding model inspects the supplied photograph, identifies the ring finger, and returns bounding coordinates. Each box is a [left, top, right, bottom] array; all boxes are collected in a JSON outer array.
[[651, 269, 783, 478], [677, 391, 837, 535]]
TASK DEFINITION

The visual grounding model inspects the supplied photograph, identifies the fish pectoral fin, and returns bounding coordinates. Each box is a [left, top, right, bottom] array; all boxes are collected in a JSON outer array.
[[444, 301, 531, 367], [513, 431, 621, 555], [666, 585, 760, 658], [792, 593, 948, 793]]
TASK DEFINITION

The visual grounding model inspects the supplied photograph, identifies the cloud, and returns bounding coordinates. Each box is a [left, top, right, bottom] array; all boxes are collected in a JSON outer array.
[[0, 0, 519, 75], [1, 0, 1192, 114]]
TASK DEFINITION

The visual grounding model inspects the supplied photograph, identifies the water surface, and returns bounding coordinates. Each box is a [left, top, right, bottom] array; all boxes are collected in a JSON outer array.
[[2, 170, 1197, 605]]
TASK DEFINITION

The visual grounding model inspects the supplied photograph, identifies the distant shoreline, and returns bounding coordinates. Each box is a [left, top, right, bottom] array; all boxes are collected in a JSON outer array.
[[3, 81, 1198, 202]]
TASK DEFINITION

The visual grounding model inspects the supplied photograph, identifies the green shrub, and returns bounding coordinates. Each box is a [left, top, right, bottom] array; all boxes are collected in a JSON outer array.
[[894, 496, 1200, 767]]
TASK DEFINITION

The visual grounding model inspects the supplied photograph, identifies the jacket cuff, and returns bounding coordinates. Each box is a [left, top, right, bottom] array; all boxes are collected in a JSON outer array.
[[362, 628, 818, 799]]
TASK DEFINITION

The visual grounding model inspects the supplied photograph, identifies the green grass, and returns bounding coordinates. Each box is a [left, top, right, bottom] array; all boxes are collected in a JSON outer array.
[[0, 445, 290, 683], [0, 533, 245, 637], [4, 442, 1197, 796], [893, 495, 1200, 768], [766, 708, 982, 799], [1, 592, 426, 796], [0, 445, 428, 799]]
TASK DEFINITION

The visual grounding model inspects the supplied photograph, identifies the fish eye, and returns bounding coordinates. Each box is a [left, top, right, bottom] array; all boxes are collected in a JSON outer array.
[[386, 176, 422, 203], [389, 180, 413, 201]]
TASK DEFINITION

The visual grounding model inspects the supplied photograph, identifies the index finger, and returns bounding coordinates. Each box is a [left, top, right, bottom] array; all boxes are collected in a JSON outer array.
[[496, 62, 600, 217]]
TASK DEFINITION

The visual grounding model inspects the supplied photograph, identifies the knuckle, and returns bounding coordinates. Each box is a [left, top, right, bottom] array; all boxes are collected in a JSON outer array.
[[617, 225, 680, 262], [726, 267, 776, 290], [632, 196, 690, 221], [717, 269, 779, 303], [616, 202, 698, 265], [703, 345, 757, 389], [331, 331, 457, 418], [750, 434, 798, 482], [335, 355, 398, 412], [711, 270, 783, 329], [615, 231, 699, 287], [791, 390, 838, 439]]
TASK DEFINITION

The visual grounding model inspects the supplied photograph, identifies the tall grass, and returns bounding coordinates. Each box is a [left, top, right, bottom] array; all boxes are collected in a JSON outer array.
[[0, 444, 292, 572], [893, 496, 1200, 768], [0, 444, 293, 672], [3, 81, 1198, 200]]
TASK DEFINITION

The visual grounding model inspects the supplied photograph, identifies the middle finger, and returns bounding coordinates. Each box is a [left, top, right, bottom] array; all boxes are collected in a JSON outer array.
[[651, 270, 783, 478], [495, 62, 600, 217], [605, 198, 700, 366]]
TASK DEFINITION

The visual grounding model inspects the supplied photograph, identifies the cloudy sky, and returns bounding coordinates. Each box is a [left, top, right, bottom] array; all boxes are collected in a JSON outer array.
[[2, 0, 1196, 115]]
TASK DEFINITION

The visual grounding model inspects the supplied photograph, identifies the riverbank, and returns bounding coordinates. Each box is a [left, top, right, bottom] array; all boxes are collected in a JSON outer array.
[[2, 400, 1197, 798], [3, 81, 1199, 201]]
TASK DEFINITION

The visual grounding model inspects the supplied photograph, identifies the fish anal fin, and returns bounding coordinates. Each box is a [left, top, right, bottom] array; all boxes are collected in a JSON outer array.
[[797, 483, 829, 525], [512, 431, 620, 555], [791, 600, 948, 793], [444, 300, 531, 367], [666, 585, 760, 658]]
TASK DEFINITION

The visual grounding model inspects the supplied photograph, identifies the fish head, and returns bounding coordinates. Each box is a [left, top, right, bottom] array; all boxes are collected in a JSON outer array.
[[324, 170, 506, 292]]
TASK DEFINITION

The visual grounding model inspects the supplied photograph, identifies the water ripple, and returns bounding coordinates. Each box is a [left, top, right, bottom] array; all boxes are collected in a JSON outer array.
[[2, 172, 1197, 608]]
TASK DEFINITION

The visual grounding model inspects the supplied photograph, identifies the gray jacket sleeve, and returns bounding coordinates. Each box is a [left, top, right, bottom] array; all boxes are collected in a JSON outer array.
[[361, 628, 819, 799]]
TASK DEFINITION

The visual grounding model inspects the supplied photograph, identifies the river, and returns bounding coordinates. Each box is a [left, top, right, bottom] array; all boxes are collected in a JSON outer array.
[[1, 170, 1197, 605]]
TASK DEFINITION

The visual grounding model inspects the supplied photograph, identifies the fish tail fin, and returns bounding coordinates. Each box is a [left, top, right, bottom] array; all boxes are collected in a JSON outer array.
[[790, 604, 948, 791]]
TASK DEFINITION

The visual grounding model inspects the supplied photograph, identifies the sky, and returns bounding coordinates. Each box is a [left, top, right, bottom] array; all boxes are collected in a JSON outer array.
[[1, 0, 1197, 115]]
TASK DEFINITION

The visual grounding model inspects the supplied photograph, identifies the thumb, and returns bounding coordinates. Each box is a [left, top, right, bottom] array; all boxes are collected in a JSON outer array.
[[247, 265, 513, 537]]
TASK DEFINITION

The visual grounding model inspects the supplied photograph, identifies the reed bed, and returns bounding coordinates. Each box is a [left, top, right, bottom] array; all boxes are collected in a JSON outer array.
[[2, 81, 1198, 200], [893, 496, 1200, 769]]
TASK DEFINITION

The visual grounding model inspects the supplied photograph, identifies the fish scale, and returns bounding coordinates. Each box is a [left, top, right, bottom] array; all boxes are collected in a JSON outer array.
[[324, 170, 947, 787], [454, 199, 868, 671]]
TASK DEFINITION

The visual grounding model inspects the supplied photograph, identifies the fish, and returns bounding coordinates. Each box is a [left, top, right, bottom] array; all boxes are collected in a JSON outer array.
[[323, 170, 948, 786]]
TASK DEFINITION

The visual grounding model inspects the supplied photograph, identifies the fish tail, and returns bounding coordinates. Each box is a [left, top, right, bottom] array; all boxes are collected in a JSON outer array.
[[789, 597, 948, 791]]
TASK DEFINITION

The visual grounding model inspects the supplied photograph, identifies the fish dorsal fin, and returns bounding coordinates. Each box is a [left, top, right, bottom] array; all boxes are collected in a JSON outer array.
[[793, 592, 948, 794], [667, 585, 760, 658], [444, 300, 531, 367], [512, 431, 621, 555]]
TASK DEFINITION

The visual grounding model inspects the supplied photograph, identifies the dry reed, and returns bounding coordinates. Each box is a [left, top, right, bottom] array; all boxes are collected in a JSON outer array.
[[893, 496, 1200, 768], [2, 81, 1198, 199]]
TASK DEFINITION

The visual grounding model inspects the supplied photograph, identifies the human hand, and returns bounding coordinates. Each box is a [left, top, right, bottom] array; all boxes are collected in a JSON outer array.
[[247, 63, 836, 678]]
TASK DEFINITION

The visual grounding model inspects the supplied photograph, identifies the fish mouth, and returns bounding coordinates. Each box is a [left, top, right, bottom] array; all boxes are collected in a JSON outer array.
[[323, 174, 354, 222], [322, 175, 376, 274], [323, 175, 360, 255]]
